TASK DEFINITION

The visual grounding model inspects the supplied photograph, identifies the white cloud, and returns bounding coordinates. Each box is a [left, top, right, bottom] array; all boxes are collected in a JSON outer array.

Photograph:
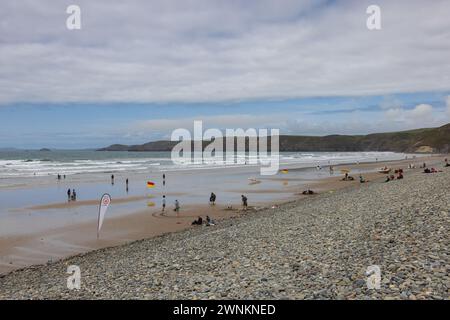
[[0, 0, 450, 104], [410, 104, 433, 120], [384, 103, 437, 128]]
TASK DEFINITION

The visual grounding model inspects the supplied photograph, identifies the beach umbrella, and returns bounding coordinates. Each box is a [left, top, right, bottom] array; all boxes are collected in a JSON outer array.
[[97, 193, 111, 238]]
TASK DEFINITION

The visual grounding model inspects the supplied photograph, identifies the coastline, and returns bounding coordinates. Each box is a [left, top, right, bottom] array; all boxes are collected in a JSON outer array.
[[0, 154, 446, 276], [0, 155, 448, 299]]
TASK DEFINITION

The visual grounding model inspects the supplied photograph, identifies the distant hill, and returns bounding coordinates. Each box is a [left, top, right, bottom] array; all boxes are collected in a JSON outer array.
[[98, 123, 450, 153]]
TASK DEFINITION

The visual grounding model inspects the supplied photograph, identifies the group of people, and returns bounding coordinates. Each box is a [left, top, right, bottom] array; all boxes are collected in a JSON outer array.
[[420, 159, 450, 173], [166, 193, 248, 215], [191, 215, 216, 226], [423, 167, 441, 174], [57, 174, 66, 180]]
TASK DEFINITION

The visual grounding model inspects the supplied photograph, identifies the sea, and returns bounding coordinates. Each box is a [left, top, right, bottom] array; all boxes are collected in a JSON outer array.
[[0, 150, 420, 179]]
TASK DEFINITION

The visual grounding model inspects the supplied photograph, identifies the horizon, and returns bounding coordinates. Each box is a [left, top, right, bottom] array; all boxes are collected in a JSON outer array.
[[1, 1, 450, 148]]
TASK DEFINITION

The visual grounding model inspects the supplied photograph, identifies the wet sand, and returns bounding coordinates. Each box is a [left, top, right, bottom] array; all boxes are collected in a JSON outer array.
[[0, 154, 446, 275], [27, 192, 188, 210]]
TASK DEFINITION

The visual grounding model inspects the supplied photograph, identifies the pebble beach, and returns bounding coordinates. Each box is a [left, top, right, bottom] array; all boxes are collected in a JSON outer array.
[[0, 165, 449, 300]]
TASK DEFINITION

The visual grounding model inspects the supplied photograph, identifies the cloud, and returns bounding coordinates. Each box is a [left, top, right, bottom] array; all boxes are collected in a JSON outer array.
[[410, 104, 433, 120], [134, 113, 287, 135], [384, 103, 437, 127], [0, 0, 450, 104]]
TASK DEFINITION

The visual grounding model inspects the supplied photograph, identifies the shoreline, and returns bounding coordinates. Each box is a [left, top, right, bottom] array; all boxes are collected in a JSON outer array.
[[0, 158, 448, 299], [0, 154, 446, 276], [0, 152, 433, 191]]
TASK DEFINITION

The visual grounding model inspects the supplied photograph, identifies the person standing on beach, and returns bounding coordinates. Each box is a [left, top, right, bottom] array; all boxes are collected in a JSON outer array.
[[209, 192, 216, 205], [241, 195, 248, 211], [162, 195, 166, 212], [126, 178, 129, 192], [174, 199, 180, 216], [72, 189, 77, 201], [111, 174, 115, 185], [67, 189, 71, 202], [163, 173, 166, 186]]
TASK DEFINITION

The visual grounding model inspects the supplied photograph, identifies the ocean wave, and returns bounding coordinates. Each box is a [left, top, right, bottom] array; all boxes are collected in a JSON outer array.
[[0, 152, 419, 179]]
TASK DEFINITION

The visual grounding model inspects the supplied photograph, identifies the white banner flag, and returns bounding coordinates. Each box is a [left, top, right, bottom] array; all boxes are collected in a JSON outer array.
[[97, 193, 111, 238]]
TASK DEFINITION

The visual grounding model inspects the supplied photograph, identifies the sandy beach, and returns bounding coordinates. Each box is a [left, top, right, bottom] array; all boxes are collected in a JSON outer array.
[[0, 156, 450, 299], [0, 154, 445, 275], [0, 154, 448, 299]]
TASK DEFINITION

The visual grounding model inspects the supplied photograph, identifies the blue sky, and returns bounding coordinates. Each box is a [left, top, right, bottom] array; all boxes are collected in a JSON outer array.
[[1, 1, 450, 148], [1, 91, 449, 149]]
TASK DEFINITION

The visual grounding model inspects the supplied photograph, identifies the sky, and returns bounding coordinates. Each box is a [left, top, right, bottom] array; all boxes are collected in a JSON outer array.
[[0, 0, 450, 149]]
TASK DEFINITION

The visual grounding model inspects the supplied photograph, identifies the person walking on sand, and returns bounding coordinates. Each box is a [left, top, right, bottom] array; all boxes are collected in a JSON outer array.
[[67, 188, 71, 202], [241, 195, 248, 211], [162, 195, 166, 212], [174, 199, 180, 216]]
